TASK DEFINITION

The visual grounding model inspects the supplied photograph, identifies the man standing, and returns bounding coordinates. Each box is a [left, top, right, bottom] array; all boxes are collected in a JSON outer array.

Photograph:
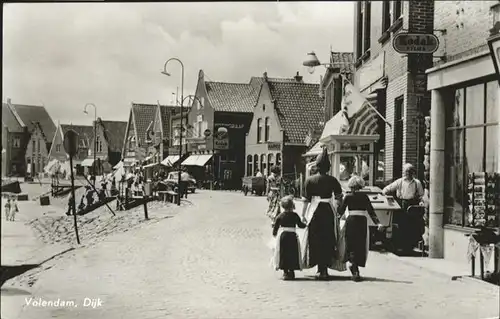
[[382, 163, 425, 253]]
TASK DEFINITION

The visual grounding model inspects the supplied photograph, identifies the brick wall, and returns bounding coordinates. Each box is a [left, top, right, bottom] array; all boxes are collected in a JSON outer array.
[[384, 74, 407, 181], [434, 1, 498, 62]]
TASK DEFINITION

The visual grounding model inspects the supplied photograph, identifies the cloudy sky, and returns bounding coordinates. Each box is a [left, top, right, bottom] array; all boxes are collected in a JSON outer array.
[[3, 2, 354, 125]]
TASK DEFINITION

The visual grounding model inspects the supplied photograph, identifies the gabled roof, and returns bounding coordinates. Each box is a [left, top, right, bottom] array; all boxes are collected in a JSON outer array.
[[158, 105, 178, 135], [131, 103, 158, 146], [267, 79, 324, 144], [205, 81, 259, 113], [100, 120, 128, 152], [2, 103, 23, 132], [9, 103, 56, 143], [61, 124, 94, 148], [330, 52, 354, 74]]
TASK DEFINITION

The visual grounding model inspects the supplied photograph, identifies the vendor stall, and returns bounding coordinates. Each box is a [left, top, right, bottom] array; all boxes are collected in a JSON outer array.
[[317, 111, 401, 244]]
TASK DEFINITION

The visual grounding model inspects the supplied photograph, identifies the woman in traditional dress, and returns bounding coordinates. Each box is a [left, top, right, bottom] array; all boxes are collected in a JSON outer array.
[[338, 175, 383, 281], [266, 166, 282, 223], [271, 195, 306, 280], [300, 147, 346, 279]]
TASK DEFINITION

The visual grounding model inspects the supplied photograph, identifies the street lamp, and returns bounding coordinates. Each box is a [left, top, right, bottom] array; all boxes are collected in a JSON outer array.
[[487, 22, 500, 84], [162, 58, 184, 206], [302, 52, 338, 74], [83, 103, 97, 185]]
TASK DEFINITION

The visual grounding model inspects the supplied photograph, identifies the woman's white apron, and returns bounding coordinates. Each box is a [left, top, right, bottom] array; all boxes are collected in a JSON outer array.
[[301, 196, 346, 271], [340, 209, 370, 264]]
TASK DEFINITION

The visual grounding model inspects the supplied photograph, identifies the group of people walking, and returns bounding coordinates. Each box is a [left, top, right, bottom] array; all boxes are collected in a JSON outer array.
[[3, 195, 19, 221], [270, 147, 425, 281]]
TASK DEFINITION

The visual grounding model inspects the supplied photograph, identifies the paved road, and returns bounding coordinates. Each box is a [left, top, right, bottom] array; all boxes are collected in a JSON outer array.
[[14, 191, 500, 319]]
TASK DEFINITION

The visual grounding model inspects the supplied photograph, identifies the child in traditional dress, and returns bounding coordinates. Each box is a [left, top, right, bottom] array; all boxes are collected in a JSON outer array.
[[338, 175, 383, 281], [272, 195, 306, 280]]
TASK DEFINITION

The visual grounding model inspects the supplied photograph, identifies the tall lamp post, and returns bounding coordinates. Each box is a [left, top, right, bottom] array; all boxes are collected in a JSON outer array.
[[84, 103, 97, 186], [162, 58, 184, 206]]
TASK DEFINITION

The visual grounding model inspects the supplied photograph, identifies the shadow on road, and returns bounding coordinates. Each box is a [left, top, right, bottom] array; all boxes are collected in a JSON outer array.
[[0, 264, 39, 287], [291, 275, 412, 284]]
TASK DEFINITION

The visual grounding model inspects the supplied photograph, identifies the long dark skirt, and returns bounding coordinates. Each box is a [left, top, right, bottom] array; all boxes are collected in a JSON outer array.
[[307, 203, 337, 268], [344, 215, 368, 267], [278, 233, 301, 270]]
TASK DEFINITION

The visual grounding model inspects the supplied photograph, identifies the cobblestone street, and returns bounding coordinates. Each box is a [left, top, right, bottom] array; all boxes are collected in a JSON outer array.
[[8, 190, 499, 319]]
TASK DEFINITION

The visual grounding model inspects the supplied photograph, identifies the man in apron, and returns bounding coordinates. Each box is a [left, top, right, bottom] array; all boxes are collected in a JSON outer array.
[[382, 163, 425, 253]]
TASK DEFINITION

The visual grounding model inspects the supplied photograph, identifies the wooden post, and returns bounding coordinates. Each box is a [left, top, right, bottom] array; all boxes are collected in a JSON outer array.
[[143, 196, 149, 220], [69, 154, 81, 244]]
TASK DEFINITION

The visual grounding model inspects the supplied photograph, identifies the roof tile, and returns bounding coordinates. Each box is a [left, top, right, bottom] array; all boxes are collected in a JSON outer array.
[[10, 103, 56, 143], [131, 103, 158, 146], [205, 82, 259, 113], [268, 80, 324, 144]]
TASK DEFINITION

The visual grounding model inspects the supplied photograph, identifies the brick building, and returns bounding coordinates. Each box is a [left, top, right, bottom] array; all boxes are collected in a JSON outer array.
[[81, 118, 127, 175], [353, 0, 435, 183], [424, 0, 500, 270], [48, 124, 94, 175], [246, 72, 324, 182], [182, 70, 257, 189], [1, 99, 56, 177]]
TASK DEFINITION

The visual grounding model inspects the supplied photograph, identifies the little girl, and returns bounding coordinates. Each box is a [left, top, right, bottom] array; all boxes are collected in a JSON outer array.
[[272, 195, 306, 280]]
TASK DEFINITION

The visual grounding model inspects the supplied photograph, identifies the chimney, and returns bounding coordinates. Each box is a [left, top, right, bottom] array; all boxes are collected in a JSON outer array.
[[294, 71, 303, 82]]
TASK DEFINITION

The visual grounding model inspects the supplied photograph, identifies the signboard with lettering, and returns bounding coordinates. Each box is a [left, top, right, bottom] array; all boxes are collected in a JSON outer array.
[[355, 52, 385, 91], [267, 142, 281, 151], [215, 123, 245, 129], [214, 128, 229, 150], [392, 33, 440, 54]]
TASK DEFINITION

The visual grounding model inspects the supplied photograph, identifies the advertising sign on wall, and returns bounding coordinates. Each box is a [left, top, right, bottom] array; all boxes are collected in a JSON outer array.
[[214, 128, 229, 150]]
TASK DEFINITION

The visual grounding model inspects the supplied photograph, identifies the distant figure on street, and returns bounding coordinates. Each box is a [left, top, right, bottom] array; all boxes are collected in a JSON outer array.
[[338, 175, 383, 281], [84, 186, 95, 208], [4, 197, 11, 221], [255, 169, 263, 178], [9, 197, 19, 221], [180, 167, 191, 199], [67, 193, 75, 216], [271, 195, 306, 280], [266, 166, 282, 222]]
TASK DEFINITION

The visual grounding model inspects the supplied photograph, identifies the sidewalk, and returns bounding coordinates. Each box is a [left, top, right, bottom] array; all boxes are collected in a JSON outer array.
[[1, 203, 74, 319]]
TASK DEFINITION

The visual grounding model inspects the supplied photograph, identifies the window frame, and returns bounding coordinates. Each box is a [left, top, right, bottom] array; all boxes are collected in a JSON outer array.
[[264, 117, 270, 142], [257, 118, 263, 143], [445, 81, 499, 228]]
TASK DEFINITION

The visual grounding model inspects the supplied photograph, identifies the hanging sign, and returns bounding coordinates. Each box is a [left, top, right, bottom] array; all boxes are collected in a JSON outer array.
[[392, 33, 440, 54]]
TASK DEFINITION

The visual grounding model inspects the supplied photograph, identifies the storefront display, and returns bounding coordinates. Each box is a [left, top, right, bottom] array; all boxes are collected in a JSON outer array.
[[467, 172, 499, 228]]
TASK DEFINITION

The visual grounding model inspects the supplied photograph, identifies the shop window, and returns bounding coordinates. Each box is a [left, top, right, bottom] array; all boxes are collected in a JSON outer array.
[[276, 153, 282, 169], [257, 118, 263, 143], [247, 155, 253, 177], [268, 153, 274, 170], [260, 154, 267, 175], [253, 154, 259, 175], [264, 117, 270, 142], [445, 81, 499, 227]]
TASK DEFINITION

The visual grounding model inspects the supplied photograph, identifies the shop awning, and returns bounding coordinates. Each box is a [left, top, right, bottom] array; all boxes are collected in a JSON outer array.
[[161, 155, 180, 167], [113, 161, 123, 170], [182, 154, 213, 166], [303, 142, 324, 158], [81, 159, 95, 167], [143, 163, 158, 168]]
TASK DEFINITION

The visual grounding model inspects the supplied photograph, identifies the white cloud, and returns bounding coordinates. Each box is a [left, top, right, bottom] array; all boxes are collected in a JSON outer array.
[[2, 2, 354, 125]]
